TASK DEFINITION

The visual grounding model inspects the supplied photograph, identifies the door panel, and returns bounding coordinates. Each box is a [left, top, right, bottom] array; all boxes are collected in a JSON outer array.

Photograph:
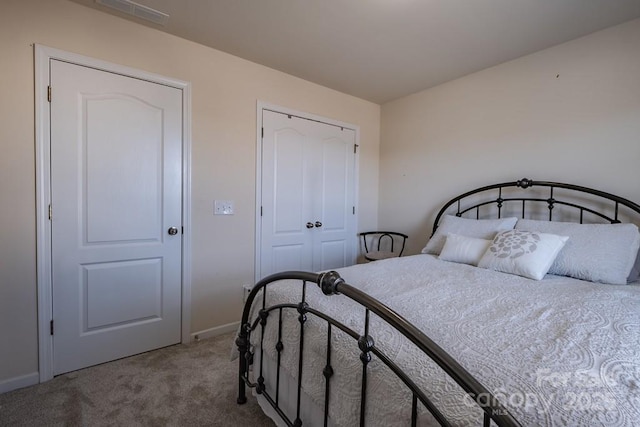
[[272, 245, 306, 273], [273, 128, 306, 234], [260, 110, 356, 279], [314, 130, 355, 272], [317, 240, 347, 272], [83, 258, 162, 330], [321, 138, 348, 230], [84, 95, 163, 243], [261, 112, 314, 275], [50, 60, 182, 375]]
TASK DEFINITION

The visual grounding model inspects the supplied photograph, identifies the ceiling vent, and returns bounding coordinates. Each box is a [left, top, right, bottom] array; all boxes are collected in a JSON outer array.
[[95, 0, 169, 26]]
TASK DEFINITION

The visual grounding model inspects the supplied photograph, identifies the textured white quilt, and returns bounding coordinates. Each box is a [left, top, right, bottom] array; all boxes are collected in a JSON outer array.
[[249, 255, 640, 426]]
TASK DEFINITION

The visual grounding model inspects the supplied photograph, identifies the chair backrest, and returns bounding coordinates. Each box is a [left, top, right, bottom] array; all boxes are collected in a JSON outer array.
[[359, 231, 408, 259]]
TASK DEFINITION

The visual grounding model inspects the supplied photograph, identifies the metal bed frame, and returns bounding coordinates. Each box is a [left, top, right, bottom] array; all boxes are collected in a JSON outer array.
[[237, 178, 640, 427]]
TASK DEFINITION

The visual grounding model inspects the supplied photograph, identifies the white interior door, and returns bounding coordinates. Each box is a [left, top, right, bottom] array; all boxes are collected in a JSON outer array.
[[260, 110, 356, 279], [50, 59, 183, 375]]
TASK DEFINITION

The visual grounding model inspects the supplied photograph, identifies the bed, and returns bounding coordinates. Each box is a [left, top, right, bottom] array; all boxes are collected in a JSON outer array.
[[236, 178, 640, 426]]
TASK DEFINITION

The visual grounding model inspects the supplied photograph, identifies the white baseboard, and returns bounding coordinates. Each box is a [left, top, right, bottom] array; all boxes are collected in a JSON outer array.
[[0, 371, 39, 394], [191, 321, 240, 341]]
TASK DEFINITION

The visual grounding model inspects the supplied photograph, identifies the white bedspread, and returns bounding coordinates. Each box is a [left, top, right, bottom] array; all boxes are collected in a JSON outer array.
[[249, 254, 640, 426]]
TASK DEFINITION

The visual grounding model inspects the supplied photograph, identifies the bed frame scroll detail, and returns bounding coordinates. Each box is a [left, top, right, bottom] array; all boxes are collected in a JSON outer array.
[[237, 270, 521, 427], [432, 178, 640, 235]]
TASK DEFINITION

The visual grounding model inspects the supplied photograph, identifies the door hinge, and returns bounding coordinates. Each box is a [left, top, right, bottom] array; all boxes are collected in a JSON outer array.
[[47, 86, 52, 103], [260, 206, 263, 216], [261, 127, 264, 138], [353, 206, 355, 215], [50, 320, 54, 335], [48, 204, 52, 220], [182, 226, 184, 234], [354, 144, 359, 153]]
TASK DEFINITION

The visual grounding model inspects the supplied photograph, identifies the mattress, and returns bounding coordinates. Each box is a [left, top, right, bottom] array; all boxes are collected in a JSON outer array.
[[247, 254, 640, 426]]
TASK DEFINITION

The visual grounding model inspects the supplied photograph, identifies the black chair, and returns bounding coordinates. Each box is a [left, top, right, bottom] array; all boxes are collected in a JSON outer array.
[[359, 231, 408, 261]]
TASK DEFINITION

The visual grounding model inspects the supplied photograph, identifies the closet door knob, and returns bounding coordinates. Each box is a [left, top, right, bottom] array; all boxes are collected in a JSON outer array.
[[315, 221, 322, 228], [306, 222, 314, 229]]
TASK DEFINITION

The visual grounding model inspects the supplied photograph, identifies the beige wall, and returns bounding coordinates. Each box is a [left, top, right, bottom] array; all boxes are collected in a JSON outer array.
[[380, 18, 640, 255], [0, 0, 380, 385]]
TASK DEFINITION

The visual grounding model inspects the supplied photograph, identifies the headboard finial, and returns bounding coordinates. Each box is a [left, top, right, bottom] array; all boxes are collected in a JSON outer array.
[[516, 178, 533, 189]]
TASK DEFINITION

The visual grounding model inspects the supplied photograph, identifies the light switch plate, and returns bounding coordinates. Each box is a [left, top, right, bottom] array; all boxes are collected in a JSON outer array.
[[214, 200, 234, 215]]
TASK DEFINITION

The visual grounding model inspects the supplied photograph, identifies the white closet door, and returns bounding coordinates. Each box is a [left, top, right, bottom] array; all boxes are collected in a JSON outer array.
[[260, 110, 356, 279], [50, 59, 183, 375], [312, 124, 356, 272]]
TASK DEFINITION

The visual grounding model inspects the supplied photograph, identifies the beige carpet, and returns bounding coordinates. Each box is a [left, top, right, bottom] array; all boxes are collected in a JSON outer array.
[[0, 332, 274, 426]]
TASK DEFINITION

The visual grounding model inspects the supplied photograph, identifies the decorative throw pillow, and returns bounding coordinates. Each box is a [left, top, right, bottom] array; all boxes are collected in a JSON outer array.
[[478, 229, 569, 280], [421, 215, 518, 255], [439, 234, 492, 266], [515, 219, 640, 285]]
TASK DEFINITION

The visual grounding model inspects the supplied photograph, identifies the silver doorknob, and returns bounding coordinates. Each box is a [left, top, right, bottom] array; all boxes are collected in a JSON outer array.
[[306, 222, 314, 229], [168, 227, 179, 235], [315, 221, 322, 228]]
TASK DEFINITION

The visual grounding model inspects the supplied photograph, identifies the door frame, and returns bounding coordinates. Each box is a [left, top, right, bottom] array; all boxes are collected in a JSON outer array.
[[255, 101, 360, 282], [34, 45, 193, 382]]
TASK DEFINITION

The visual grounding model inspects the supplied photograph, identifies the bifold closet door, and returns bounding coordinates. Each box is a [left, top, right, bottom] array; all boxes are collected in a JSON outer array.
[[260, 110, 356, 279]]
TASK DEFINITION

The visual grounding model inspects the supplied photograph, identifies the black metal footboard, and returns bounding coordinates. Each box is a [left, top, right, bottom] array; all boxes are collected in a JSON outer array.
[[236, 271, 521, 427]]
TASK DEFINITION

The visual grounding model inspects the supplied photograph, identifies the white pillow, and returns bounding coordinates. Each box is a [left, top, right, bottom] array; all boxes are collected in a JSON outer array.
[[515, 219, 640, 285], [422, 215, 518, 255], [628, 250, 640, 283], [478, 229, 569, 280], [439, 234, 491, 266]]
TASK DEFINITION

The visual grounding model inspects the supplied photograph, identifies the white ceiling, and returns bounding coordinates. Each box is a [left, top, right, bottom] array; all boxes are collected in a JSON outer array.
[[70, 0, 640, 104]]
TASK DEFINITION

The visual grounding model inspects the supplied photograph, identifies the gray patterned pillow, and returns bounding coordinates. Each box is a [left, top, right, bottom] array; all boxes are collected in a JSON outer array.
[[478, 229, 569, 280]]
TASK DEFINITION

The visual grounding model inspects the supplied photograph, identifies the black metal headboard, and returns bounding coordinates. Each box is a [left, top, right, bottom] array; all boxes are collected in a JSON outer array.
[[433, 178, 640, 236]]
